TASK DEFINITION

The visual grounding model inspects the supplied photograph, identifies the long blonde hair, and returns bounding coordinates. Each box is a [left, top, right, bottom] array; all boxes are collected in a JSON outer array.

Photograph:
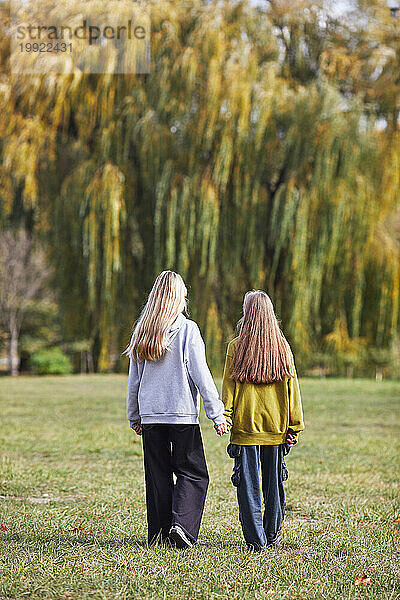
[[124, 271, 187, 361], [231, 290, 295, 384]]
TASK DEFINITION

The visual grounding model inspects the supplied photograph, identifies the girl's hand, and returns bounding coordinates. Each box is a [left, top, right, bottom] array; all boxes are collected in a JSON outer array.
[[286, 432, 296, 448], [214, 422, 228, 436], [133, 423, 142, 436]]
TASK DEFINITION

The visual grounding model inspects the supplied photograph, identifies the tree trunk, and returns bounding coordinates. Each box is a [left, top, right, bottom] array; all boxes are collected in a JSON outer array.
[[87, 351, 94, 374], [9, 326, 19, 376], [375, 366, 383, 382]]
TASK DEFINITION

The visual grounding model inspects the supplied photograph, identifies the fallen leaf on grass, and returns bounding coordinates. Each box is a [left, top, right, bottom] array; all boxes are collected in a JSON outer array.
[[355, 574, 371, 586], [72, 527, 109, 535], [293, 555, 312, 563]]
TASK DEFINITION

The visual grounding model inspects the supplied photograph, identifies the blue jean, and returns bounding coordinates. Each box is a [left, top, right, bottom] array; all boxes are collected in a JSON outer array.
[[235, 445, 285, 551]]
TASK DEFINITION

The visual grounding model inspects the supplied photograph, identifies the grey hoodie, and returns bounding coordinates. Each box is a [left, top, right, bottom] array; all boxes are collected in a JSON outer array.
[[126, 313, 225, 426]]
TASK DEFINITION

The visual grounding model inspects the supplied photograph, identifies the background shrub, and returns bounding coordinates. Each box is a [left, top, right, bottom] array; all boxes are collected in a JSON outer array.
[[29, 347, 72, 375]]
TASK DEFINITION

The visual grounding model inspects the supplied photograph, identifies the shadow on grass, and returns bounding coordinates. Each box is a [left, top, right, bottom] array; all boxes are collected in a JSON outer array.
[[1, 533, 244, 551], [197, 540, 242, 549], [1, 533, 148, 549]]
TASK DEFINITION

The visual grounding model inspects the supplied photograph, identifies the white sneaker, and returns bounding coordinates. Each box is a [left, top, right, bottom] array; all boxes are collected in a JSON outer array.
[[169, 525, 193, 549]]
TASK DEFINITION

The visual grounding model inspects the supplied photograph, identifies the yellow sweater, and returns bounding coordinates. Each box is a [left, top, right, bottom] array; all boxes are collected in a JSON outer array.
[[222, 338, 305, 445]]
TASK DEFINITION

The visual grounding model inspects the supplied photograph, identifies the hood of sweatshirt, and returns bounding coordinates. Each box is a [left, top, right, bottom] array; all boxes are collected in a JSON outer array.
[[169, 313, 186, 339]]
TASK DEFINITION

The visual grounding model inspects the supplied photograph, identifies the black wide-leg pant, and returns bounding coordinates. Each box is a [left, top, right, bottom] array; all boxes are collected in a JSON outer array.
[[142, 424, 209, 544]]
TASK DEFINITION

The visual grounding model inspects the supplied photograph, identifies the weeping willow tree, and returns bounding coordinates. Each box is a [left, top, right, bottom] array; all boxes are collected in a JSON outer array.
[[0, 0, 399, 374]]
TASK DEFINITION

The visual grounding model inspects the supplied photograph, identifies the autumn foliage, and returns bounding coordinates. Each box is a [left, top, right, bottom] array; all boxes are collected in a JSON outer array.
[[0, 1, 399, 374]]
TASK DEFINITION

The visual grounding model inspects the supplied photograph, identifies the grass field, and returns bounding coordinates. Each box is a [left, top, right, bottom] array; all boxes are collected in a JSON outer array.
[[0, 375, 399, 600]]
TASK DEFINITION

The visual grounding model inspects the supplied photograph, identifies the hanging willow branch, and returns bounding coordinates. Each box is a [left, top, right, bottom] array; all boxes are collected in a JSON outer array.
[[0, 0, 399, 374]]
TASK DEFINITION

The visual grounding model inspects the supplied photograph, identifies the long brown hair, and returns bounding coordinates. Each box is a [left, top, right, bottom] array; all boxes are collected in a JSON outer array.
[[123, 270, 187, 361], [231, 290, 295, 384]]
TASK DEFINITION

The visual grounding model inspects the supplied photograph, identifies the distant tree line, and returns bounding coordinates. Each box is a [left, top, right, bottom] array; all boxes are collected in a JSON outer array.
[[0, 0, 399, 378]]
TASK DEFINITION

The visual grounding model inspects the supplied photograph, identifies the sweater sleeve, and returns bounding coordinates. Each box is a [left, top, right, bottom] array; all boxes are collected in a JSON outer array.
[[126, 357, 141, 427], [186, 323, 225, 425], [287, 356, 305, 439], [222, 347, 236, 426]]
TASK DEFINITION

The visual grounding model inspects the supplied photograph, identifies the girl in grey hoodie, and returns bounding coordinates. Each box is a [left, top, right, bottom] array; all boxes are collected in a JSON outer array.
[[125, 270, 227, 548]]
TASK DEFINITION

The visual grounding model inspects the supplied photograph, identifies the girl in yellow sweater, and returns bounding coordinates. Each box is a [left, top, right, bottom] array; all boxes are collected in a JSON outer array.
[[222, 290, 304, 551]]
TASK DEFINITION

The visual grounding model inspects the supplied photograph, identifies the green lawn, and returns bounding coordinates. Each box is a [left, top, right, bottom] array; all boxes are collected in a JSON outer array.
[[0, 376, 399, 600]]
